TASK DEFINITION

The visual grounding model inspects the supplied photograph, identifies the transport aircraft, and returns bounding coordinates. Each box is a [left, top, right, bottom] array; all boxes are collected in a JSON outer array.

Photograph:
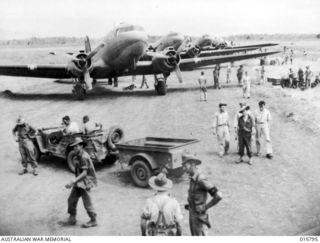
[[0, 23, 279, 99]]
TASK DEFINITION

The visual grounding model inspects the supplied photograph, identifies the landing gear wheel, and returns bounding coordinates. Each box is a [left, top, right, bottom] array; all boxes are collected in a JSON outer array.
[[155, 78, 167, 96], [67, 150, 77, 173], [130, 159, 152, 188], [73, 84, 86, 100]]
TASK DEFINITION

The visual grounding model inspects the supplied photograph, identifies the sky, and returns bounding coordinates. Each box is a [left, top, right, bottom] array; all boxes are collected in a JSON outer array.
[[0, 0, 319, 39]]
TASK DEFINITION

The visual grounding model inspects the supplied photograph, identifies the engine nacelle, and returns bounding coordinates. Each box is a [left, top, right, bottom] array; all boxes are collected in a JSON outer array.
[[67, 51, 91, 77], [152, 48, 180, 73], [184, 44, 201, 58]]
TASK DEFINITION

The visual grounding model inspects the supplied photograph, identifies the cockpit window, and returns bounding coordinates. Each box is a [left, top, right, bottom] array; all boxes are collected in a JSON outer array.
[[117, 25, 144, 34], [167, 32, 178, 37]]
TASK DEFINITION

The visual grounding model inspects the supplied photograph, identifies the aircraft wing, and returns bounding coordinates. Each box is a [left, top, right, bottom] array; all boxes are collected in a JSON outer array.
[[0, 64, 72, 79], [132, 50, 279, 76], [179, 51, 280, 70], [181, 46, 262, 59], [203, 43, 278, 51]]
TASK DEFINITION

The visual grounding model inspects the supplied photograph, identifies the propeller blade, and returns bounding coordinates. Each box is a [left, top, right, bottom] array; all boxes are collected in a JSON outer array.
[[83, 70, 92, 90], [86, 43, 105, 60], [174, 66, 183, 83]]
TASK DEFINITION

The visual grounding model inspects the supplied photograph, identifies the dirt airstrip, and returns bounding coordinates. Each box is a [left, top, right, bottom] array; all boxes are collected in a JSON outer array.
[[0, 45, 320, 236]]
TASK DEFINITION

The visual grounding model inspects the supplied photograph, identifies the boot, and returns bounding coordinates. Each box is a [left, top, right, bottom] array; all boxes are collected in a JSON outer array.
[[33, 169, 38, 176], [58, 215, 76, 226], [247, 157, 253, 165], [236, 157, 244, 164], [18, 168, 28, 175], [82, 216, 97, 228]]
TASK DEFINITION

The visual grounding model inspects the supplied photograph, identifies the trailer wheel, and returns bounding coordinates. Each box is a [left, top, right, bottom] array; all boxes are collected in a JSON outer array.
[[107, 126, 124, 151], [130, 159, 152, 188], [67, 150, 77, 173]]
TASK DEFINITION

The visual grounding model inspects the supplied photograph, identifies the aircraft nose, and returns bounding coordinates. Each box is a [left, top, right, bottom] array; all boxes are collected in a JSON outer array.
[[122, 30, 148, 46], [173, 34, 185, 49]]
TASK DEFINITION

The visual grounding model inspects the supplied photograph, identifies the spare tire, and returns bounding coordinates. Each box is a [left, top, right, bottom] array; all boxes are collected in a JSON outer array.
[[107, 126, 124, 151]]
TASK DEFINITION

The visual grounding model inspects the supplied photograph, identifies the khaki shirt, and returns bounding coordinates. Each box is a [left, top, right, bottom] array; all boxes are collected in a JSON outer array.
[[243, 75, 251, 86], [213, 111, 229, 129], [198, 75, 207, 87], [74, 150, 97, 190], [141, 192, 183, 225], [254, 108, 271, 124], [12, 123, 36, 141]]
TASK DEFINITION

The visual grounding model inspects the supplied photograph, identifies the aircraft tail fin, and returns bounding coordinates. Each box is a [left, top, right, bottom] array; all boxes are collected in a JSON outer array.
[[85, 36, 92, 53]]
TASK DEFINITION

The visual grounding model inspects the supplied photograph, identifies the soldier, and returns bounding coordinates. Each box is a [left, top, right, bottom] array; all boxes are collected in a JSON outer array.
[[242, 71, 251, 99], [212, 103, 230, 158], [59, 137, 98, 228], [288, 68, 294, 87], [140, 173, 183, 236], [182, 154, 222, 236], [298, 68, 304, 87], [82, 115, 101, 134], [226, 64, 231, 84], [233, 102, 252, 152], [289, 49, 294, 64], [62, 116, 80, 135], [198, 71, 207, 101], [236, 65, 244, 86], [12, 116, 39, 176], [305, 66, 313, 88], [236, 105, 255, 165], [140, 75, 149, 89], [260, 65, 266, 85], [254, 101, 273, 159], [213, 65, 220, 89]]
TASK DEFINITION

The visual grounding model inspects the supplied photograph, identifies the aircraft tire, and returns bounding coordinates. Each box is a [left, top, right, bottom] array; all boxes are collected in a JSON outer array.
[[156, 79, 167, 96]]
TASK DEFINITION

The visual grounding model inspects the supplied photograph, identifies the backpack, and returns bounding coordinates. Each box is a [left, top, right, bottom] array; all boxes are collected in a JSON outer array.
[[147, 198, 176, 236]]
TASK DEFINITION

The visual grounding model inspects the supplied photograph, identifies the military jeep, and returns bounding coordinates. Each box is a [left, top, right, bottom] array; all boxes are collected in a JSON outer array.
[[32, 126, 124, 172]]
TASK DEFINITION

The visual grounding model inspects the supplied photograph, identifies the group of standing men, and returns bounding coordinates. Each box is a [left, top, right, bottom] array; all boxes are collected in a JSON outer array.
[[286, 66, 319, 88], [212, 100, 273, 164], [140, 154, 222, 236], [198, 64, 254, 101]]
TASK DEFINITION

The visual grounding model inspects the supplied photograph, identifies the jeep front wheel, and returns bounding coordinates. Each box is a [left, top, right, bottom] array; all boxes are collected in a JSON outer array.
[[67, 150, 77, 173]]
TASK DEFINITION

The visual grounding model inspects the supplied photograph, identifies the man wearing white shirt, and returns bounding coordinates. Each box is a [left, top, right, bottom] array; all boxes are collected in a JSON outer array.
[[242, 71, 251, 99], [212, 103, 230, 157], [62, 116, 81, 135], [254, 101, 273, 159]]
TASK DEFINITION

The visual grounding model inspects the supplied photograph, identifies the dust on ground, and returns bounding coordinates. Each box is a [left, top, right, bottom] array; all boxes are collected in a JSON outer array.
[[0, 44, 320, 236]]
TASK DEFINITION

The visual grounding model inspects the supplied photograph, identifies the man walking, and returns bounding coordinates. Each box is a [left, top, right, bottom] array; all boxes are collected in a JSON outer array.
[[237, 65, 244, 86], [140, 172, 183, 236], [213, 65, 220, 89], [212, 103, 230, 157], [226, 64, 231, 84], [59, 137, 98, 228], [305, 66, 313, 88], [198, 71, 207, 101], [182, 154, 222, 236], [254, 101, 273, 159], [140, 75, 149, 89], [12, 116, 39, 176], [242, 71, 251, 99], [260, 65, 266, 85], [236, 105, 255, 165]]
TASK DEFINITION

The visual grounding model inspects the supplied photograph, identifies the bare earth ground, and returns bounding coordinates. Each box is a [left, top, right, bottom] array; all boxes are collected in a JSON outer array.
[[0, 42, 320, 236]]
